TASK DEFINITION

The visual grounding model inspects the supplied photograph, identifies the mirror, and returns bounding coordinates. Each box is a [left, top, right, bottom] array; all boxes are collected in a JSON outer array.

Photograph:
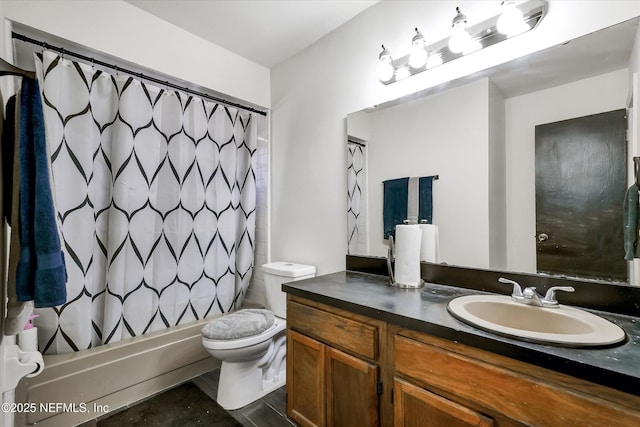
[[346, 18, 639, 285]]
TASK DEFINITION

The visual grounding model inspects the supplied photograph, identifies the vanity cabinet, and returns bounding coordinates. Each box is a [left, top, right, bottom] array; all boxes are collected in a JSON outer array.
[[394, 330, 640, 427], [286, 294, 640, 427], [286, 297, 387, 427]]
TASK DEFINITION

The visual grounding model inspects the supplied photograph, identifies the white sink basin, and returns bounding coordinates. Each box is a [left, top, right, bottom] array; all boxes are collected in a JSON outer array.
[[447, 295, 626, 347]]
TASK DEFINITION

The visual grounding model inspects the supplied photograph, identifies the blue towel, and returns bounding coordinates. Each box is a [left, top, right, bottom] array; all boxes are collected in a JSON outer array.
[[15, 77, 67, 308], [418, 176, 434, 225], [2, 95, 16, 224], [383, 176, 435, 239], [383, 177, 409, 239]]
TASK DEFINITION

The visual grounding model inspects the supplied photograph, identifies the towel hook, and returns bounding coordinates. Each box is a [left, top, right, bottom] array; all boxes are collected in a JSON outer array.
[[634, 157, 640, 186]]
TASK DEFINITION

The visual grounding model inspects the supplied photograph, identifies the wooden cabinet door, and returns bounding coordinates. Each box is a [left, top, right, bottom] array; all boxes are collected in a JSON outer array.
[[287, 330, 326, 427], [394, 378, 493, 427], [326, 346, 380, 427]]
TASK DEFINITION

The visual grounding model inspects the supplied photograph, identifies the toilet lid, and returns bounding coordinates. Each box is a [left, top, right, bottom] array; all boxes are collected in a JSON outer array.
[[201, 309, 275, 340]]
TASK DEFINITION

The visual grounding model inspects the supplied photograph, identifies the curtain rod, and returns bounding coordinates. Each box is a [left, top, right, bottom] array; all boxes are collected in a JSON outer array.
[[11, 31, 267, 117]]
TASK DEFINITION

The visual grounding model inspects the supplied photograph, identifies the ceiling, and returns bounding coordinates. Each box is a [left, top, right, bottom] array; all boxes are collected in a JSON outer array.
[[125, 0, 379, 69]]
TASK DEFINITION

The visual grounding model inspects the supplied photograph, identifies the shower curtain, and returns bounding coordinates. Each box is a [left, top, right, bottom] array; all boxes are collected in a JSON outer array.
[[347, 141, 366, 254], [33, 51, 257, 354]]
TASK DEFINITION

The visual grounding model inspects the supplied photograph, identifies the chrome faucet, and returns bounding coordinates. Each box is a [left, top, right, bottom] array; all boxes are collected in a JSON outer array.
[[498, 277, 574, 308]]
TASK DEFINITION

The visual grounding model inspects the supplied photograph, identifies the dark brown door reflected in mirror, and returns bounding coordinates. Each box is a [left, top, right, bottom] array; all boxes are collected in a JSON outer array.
[[535, 109, 627, 283]]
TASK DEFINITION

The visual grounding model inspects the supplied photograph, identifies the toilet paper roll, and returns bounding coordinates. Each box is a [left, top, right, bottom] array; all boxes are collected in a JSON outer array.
[[20, 350, 44, 377], [419, 224, 440, 263], [18, 327, 38, 353], [394, 224, 422, 287]]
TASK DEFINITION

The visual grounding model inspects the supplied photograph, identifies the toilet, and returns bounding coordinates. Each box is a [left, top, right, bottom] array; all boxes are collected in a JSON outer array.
[[201, 261, 315, 410]]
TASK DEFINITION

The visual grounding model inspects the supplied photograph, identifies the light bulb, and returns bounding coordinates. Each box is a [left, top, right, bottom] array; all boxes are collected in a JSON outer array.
[[449, 7, 470, 54], [409, 47, 428, 69], [377, 60, 394, 82], [497, 2, 529, 37], [449, 27, 470, 54], [409, 28, 428, 69], [377, 45, 395, 82]]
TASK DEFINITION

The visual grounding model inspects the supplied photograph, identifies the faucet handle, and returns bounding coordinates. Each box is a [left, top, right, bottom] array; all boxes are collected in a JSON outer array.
[[498, 277, 523, 298], [542, 286, 575, 305]]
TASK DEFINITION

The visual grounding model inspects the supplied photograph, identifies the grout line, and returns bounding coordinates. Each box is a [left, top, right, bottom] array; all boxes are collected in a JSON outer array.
[[231, 411, 258, 427], [264, 400, 287, 419]]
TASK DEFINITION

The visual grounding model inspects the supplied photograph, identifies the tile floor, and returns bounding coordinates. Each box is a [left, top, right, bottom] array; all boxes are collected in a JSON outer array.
[[93, 381, 241, 427], [193, 368, 296, 427], [82, 367, 295, 427]]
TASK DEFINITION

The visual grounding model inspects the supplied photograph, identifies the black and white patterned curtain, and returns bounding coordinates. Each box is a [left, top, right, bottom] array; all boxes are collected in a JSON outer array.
[[33, 51, 257, 354], [347, 142, 366, 254]]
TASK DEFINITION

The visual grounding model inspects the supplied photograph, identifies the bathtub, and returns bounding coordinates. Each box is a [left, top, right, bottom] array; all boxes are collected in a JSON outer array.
[[14, 317, 220, 426]]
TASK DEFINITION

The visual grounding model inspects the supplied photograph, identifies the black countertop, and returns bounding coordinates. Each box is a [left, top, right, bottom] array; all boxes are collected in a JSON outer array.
[[283, 270, 640, 396]]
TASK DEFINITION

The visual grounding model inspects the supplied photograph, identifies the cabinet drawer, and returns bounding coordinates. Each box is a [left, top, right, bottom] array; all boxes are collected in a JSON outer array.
[[287, 300, 378, 360], [395, 334, 640, 427], [394, 378, 493, 427]]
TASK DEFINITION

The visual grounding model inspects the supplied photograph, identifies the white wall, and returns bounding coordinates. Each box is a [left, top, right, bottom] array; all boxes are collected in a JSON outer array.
[[271, 1, 640, 276], [3, 0, 270, 108], [347, 110, 371, 142], [488, 81, 507, 270], [366, 79, 491, 269], [630, 15, 640, 159], [505, 68, 629, 274], [630, 13, 640, 105]]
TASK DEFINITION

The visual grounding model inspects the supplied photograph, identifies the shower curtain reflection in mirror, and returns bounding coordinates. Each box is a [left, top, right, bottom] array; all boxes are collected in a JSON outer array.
[[34, 51, 257, 354], [347, 139, 367, 255]]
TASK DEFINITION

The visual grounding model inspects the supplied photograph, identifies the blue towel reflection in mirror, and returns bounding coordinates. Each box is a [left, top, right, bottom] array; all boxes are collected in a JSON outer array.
[[383, 175, 437, 239]]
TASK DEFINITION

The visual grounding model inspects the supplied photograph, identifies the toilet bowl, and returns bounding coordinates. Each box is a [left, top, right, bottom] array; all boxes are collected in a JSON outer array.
[[201, 261, 315, 410]]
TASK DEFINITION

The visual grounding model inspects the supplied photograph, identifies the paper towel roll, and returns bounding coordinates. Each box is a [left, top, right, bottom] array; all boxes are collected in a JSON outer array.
[[394, 224, 422, 287], [419, 224, 440, 263]]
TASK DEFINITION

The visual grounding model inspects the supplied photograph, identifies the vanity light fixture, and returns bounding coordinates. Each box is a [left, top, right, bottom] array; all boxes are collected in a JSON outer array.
[[377, 0, 547, 84]]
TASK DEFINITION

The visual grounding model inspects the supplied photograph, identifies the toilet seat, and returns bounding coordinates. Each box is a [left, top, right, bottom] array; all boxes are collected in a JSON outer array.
[[202, 317, 286, 350]]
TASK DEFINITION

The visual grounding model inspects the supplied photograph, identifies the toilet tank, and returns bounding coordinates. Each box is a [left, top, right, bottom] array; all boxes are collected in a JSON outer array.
[[262, 262, 315, 318]]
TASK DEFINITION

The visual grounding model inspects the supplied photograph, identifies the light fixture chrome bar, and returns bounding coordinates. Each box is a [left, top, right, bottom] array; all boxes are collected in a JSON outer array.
[[379, 0, 547, 85]]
